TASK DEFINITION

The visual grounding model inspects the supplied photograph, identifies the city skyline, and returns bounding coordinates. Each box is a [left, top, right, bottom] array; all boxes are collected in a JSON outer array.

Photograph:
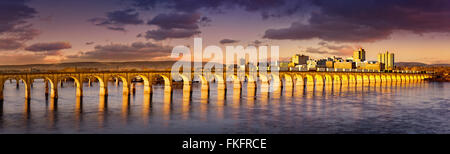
[[1, 0, 450, 65]]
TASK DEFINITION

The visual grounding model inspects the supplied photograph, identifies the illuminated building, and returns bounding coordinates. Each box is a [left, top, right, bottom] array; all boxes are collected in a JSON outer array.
[[353, 48, 366, 62], [334, 61, 354, 69], [291, 54, 309, 65], [307, 60, 317, 70], [326, 61, 334, 68], [358, 61, 383, 70], [378, 51, 395, 70]]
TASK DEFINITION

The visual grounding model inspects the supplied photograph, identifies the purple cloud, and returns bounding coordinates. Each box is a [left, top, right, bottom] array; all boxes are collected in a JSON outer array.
[[264, 0, 450, 42], [88, 9, 144, 31], [219, 39, 239, 44], [0, 1, 39, 51]]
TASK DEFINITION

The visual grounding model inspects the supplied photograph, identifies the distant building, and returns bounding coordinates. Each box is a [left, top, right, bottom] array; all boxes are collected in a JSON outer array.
[[358, 61, 383, 70], [307, 60, 317, 70], [378, 51, 395, 70], [292, 54, 309, 65], [326, 61, 334, 68], [353, 48, 366, 62], [278, 61, 291, 71], [316, 59, 328, 68], [334, 61, 354, 69]]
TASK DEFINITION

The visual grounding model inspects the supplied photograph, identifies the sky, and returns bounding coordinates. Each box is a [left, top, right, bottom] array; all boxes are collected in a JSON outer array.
[[0, 0, 449, 65]]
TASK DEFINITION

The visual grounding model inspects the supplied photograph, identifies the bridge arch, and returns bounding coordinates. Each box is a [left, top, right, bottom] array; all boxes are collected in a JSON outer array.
[[59, 75, 83, 97], [386, 74, 392, 83], [305, 74, 314, 86], [333, 75, 341, 85], [177, 74, 191, 85], [0, 77, 31, 100], [375, 75, 381, 83], [314, 74, 324, 86], [363, 75, 370, 84], [258, 74, 269, 83], [381, 75, 387, 83], [369, 75, 375, 84], [341, 74, 349, 85], [194, 74, 209, 87], [348, 74, 356, 84], [281, 74, 293, 87], [406, 75, 412, 82], [294, 74, 305, 87], [130, 74, 152, 94], [392, 75, 398, 82], [84, 75, 108, 96], [155, 74, 171, 87], [226, 74, 241, 89], [109, 74, 129, 95], [356, 75, 363, 84], [324, 74, 333, 85], [211, 74, 225, 89], [401, 75, 406, 82], [245, 73, 256, 83]]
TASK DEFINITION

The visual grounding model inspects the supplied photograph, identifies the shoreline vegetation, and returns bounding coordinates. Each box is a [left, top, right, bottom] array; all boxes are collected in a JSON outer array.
[[396, 63, 450, 82], [0, 61, 448, 82]]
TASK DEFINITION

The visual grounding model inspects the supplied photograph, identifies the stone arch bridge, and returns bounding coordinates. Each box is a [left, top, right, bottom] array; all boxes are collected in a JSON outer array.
[[0, 71, 431, 101]]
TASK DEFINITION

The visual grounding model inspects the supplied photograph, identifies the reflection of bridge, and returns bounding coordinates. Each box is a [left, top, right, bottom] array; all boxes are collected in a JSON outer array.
[[0, 71, 431, 101]]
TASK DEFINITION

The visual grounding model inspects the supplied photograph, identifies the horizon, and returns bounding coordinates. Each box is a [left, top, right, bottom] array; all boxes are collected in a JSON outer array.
[[1, 0, 450, 65]]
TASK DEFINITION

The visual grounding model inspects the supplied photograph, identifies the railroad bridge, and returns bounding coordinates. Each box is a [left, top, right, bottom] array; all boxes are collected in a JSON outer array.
[[0, 70, 431, 101]]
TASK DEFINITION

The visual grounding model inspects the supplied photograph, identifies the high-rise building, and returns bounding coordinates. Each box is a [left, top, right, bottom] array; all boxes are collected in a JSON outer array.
[[353, 48, 366, 62], [377, 51, 395, 70], [292, 54, 309, 65]]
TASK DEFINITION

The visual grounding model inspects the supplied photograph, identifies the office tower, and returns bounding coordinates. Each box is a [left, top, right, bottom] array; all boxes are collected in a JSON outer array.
[[353, 48, 366, 62], [387, 52, 394, 70], [377, 51, 395, 70], [292, 54, 309, 65]]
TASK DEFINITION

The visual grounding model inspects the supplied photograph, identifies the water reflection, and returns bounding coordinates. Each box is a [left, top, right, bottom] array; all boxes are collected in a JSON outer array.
[[98, 95, 107, 128], [0, 79, 448, 133], [122, 94, 130, 124], [142, 93, 151, 126], [48, 98, 58, 130], [75, 96, 83, 130], [0, 100, 3, 117]]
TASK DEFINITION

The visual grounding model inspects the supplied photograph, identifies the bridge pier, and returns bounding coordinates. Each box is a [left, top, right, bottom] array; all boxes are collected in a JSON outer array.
[[376, 75, 381, 84], [0, 72, 431, 102], [121, 79, 130, 96], [247, 81, 257, 99], [0, 80, 4, 101], [88, 78, 92, 87], [131, 82, 136, 95], [99, 81, 108, 96], [24, 81, 31, 100], [51, 82, 58, 99], [143, 83, 152, 95], [76, 81, 83, 97], [45, 80, 49, 97]]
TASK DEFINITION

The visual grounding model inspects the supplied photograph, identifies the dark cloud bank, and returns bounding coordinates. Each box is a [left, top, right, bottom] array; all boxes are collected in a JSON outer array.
[[130, 0, 450, 43], [88, 9, 144, 31], [0, 0, 39, 51], [139, 12, 210, 41]]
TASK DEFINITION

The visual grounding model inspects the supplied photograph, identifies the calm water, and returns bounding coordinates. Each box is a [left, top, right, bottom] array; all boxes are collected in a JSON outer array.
[[0, 79, 449, 134]]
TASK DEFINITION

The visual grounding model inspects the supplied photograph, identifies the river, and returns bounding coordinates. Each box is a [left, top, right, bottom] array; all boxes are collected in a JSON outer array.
[[0, 79, 448, 133]]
